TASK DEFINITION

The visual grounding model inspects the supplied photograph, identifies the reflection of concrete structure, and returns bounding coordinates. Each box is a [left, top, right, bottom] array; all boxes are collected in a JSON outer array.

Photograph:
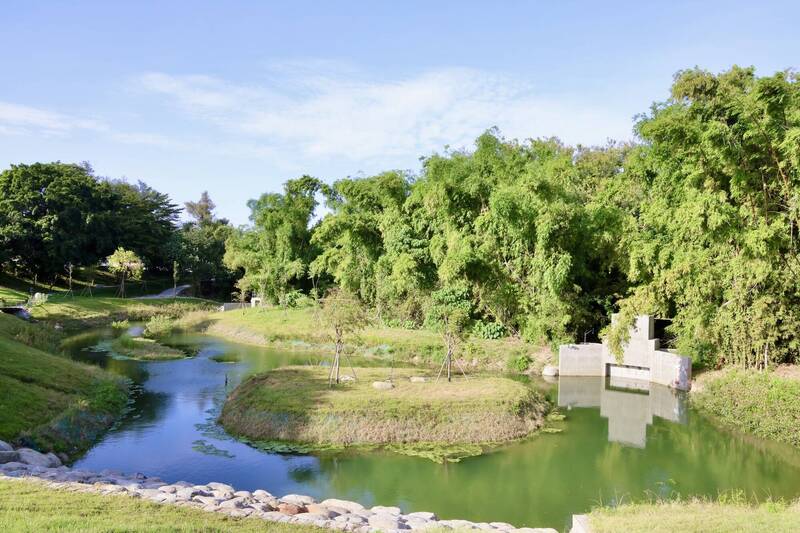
[[558, 376, 688, 448], [558, 315, 692, 390]]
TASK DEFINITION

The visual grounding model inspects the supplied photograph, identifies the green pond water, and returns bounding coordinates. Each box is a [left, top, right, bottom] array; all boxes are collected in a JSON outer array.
[[63, 330, 800, 531]]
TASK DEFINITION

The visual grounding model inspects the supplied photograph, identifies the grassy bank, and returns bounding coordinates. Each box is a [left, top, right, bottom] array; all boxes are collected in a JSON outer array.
[[694, 369, 800, 448], [0, 477, 322, 533], [0, 314, 129, 457], [208, 306, 551, 372], [220, 366, 548, 462], [28, 295, 215, 329], [109, 334, 186, 361], [588, 497, 800, 532]]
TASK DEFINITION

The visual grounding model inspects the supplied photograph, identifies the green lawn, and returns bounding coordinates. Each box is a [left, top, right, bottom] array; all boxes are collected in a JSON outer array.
[[588, 498, 800, 532], [694, 369, 800, 448], [0, 478, 323, 533], [28, 295, 215, 329], [220, 366, 548, 461], [209, 306, 550, 370], [0, 313, 128, 454], [0, 285, 27, 302]]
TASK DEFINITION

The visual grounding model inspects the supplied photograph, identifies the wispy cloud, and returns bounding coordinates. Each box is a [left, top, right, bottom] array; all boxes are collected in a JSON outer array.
[[0, 102, 106, 136], [138, 65, 633, 164]]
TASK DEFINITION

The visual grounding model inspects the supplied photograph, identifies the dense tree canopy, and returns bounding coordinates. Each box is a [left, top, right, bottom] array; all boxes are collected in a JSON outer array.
[[0, 162, 179, 279], [225, 175, 322, 304], [609, 66, 800, 368]]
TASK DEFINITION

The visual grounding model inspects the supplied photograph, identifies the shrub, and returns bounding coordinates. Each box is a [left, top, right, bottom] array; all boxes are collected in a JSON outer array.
[[143, 315, 174, 338], [472, 320, 506, 340], [111, 320, 130, 330], [506, 352, 531, 373]]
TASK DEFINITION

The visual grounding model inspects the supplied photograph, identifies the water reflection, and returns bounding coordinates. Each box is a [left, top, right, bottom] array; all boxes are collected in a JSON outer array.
[[558, 376, 687, 448]]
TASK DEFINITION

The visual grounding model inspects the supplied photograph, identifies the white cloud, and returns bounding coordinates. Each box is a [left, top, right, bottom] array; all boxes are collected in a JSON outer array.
[[137, 66, 634, 165], [0, 101, 106, 136]]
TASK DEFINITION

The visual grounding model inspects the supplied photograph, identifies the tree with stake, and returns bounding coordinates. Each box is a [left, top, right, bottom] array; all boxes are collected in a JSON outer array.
[[427, 282, 472, 382], [107, 248, 143, 298], [319, 288, 369, 386]]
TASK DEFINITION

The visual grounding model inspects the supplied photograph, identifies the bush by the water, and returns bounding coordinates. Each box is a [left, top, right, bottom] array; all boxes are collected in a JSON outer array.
[[143, 315, 174, 338], [695, 370, 800, 448]]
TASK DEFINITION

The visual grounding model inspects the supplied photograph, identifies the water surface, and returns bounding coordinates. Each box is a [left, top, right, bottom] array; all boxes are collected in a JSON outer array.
[[65, 330, 800, 530]]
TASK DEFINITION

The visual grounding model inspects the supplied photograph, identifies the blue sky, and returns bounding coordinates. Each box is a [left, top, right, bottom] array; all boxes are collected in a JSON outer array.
[[1, 1, 798, 224]]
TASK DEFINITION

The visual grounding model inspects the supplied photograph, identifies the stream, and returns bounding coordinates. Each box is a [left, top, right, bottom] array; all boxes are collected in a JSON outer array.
[[63, 328, 800, 530]]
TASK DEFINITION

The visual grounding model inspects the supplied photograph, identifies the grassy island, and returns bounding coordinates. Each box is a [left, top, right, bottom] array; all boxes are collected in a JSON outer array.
[[220, 366, 548, 461], [109, 334, 186, 361]]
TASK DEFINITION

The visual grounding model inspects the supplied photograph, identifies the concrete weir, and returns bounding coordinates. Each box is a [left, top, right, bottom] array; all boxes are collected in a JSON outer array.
[[558, 315, 691, 391]]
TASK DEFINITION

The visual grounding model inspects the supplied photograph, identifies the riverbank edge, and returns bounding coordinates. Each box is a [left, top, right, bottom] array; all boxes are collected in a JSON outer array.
[[690, 367, 800, 450], [203, 312, 551, 375], [0, 440, 556, 533]]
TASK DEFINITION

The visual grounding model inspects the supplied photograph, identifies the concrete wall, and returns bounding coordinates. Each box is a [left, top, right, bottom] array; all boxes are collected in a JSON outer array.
[[559, 343, 604, 376], [558, 315, 692, 391]]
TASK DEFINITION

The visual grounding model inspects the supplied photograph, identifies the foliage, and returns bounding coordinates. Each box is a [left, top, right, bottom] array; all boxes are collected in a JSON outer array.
[[506, 353, 532, 373], [0, 162, 179, 278], [607, 66, 800, 368], [106, 248, 143, 298], [225, 176, 322, 304], [318, 288, 370, 338], [173, 192, 234, 299], [143, 315, 174, 338], [472, 319, 506, 340], [695, 370, 800, 447]]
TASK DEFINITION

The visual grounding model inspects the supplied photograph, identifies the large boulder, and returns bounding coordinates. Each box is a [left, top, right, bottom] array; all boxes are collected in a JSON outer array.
[[17, 448, 60, 468], [281, 494, 315, 506], [0, 440, 12, 452], [321, 498, 365, 513], [0, 451, 20, 464], [372, 381, 395, 390], [277, 502, 305, 515], [542, 365, 559, 377]]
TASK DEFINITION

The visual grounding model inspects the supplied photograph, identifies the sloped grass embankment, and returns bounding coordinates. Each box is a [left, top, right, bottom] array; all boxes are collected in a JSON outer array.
[[0, 314, 129, 458]]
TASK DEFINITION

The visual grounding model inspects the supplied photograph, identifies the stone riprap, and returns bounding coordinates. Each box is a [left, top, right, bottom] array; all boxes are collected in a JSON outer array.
[[0, 439, 555, 533]]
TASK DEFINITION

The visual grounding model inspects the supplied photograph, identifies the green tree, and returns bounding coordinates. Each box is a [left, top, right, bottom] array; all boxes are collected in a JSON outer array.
[[107, 247, 144, 298], [608, 66, 800, 369], [225, 176, 322, 305], [318, 288, 370, 385], [426, 282, 472, 382]]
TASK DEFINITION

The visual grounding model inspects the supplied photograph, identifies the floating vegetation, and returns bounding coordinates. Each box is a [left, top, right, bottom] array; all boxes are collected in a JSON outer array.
[[542, 427, 563, 434], [192, 439, 235, 458], [386, 443, 484, 463], [547, 412, 566, 422]]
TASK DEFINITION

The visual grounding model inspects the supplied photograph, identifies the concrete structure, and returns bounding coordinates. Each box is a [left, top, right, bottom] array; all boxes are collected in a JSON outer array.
[[558, 315, 691, 391], [558, 376, 688, 448]]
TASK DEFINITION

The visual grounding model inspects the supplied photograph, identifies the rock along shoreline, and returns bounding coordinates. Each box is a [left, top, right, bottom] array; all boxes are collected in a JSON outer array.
[[0, 440, 555, 533]]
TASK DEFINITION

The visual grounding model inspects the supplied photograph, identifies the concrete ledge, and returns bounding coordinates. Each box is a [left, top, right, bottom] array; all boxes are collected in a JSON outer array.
[[569, 514, 592, 533]]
